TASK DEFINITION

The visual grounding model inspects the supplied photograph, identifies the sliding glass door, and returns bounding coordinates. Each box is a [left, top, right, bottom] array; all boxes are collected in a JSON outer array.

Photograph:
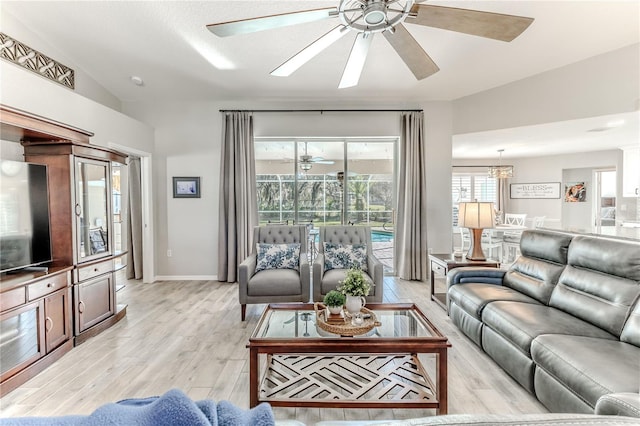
[[255, 137, 396, 273]]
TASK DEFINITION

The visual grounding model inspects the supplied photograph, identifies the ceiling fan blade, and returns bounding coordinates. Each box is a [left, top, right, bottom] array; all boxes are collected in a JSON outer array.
[[408, 4, 534, 42], [207, 8, 337, 37], [383, 24, 439, 80], [314, 160, 335, 165], [271, 25, 350, 77], [339, 32, 374, 89]]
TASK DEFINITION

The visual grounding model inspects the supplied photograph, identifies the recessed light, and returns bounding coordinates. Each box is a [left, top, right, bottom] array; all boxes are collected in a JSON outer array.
[[130, 75, 144, 86]]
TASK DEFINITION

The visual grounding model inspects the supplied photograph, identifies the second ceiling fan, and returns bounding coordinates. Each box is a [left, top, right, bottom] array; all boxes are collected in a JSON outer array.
[[207, 0, 534, 88]]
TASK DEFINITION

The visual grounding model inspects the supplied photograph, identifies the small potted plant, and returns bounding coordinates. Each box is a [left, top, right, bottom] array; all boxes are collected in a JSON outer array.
[[323, 290, 346, 315], [337, 267, 372, 314]]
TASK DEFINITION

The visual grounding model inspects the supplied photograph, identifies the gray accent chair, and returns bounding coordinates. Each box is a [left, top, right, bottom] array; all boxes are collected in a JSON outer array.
[[238, 225, 310, 321], [312, 226, 383, 303], [447, 229, 640, 417]]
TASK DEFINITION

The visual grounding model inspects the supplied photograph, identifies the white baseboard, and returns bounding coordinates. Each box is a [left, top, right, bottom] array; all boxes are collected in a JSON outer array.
[[153, 275, 219, 282]]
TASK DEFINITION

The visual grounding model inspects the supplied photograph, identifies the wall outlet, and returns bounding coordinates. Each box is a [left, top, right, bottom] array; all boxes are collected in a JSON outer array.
[[167, 249, 172, 257]]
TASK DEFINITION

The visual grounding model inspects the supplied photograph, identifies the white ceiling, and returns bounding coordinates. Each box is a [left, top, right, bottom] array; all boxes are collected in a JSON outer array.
[[2, 1, 639, 157]]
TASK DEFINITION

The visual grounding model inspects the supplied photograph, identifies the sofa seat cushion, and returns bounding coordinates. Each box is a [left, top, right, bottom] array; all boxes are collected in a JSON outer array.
[[320, 268, 374, 295], [449, 284, 541, 320], [248, 269, 302, 296], [532, 334, 640, 408], [482, 301, 617, 356]]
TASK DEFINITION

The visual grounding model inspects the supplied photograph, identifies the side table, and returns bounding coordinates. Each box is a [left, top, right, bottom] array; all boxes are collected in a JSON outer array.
[[429, 254, 499, 310]]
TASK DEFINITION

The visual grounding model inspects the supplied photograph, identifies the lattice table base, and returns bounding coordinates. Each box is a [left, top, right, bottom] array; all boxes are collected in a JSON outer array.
[[260, 353, 438, 408]]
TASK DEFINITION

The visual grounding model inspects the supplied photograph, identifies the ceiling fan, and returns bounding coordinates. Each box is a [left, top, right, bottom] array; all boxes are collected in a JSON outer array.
[[299, 142, 335, 171], [206, 0, 534, 88]]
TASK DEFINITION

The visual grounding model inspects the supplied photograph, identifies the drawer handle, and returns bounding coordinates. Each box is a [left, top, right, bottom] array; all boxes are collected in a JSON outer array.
[[45, 317, 53, 332], [47, 282, 53, 288], [78, 301, 85, 313], [94, 268, 99, 272]]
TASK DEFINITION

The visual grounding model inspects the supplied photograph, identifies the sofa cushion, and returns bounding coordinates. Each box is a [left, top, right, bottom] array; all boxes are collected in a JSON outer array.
[[449, 283, 540, 320], [519, 229, 573, 265], [248, 269, 302, 296], [482, 301, 617, 356], [323, 242, 368, 271], [501, 230, 572, 304], [531, 334, 640, 408], [549, 236, 640, 337], [255, 243, 300, 272], [503, 257, 567, 304]]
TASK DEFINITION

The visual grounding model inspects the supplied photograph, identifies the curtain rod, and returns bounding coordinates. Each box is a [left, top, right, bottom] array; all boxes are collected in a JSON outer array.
[[219, 108, 423, 113]]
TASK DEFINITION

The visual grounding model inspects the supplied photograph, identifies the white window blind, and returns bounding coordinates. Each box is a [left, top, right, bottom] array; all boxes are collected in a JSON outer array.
[[452, 174, 497, 226]]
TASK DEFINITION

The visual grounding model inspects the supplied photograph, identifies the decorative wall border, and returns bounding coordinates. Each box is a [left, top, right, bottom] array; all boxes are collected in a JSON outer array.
[[0, 32, 75, 89]]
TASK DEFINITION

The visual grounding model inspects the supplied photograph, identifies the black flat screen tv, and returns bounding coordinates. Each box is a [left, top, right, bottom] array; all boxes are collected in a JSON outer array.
[[0, 160, 52, 274]]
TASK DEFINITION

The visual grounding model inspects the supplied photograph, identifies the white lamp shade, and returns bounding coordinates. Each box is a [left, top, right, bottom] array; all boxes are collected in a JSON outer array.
[[458, 202, 495, 229]]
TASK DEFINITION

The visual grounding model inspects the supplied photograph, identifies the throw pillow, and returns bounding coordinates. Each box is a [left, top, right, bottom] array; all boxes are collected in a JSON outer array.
[[255, 243, 300, 273], [323, 242, 367, 271]]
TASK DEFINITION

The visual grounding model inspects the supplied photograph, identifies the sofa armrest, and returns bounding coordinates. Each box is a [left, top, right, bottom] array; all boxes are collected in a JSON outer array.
[[238, 254, 257, 303], [446, 267, 506, 291], [596, 393, 640, 417]]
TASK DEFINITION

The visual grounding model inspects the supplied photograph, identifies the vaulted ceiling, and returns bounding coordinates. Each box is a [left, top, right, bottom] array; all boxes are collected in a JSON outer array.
[[2, 1, 638, 157]]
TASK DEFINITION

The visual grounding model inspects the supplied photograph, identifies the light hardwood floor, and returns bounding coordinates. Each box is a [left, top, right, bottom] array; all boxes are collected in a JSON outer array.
[[0, 277, 546, 423]]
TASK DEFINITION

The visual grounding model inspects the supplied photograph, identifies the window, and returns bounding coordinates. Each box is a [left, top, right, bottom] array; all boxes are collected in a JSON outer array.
[[255, 137, 397, 273], [452, 173, 497, 226]]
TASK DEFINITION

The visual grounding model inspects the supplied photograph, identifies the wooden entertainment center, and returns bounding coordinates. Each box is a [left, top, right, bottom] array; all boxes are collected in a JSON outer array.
[[0, 105, 128, 396]]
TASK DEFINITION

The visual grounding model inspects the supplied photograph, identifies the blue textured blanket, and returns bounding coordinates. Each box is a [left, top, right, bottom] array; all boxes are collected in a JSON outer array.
[[0, 389, 275, 426]]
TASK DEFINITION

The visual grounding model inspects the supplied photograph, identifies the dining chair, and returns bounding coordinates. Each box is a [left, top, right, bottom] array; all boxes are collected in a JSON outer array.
[[502, 213, 527, 264], [504, 213, 527, 226]]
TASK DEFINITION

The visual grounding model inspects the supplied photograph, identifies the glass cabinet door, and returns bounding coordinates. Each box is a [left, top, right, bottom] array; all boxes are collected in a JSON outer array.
[[75, 158, 110, 261]]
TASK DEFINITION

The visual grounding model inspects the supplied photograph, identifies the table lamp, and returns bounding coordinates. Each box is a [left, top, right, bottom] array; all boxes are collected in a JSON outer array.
[[458, 202, 496, 261]]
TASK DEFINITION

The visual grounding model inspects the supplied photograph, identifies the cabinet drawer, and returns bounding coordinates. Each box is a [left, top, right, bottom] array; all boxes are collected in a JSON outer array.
[[77, 259, 113, 282], [0, 287, 26, 311], [431, 262, 445, 276], [27, 273, 69, 301]]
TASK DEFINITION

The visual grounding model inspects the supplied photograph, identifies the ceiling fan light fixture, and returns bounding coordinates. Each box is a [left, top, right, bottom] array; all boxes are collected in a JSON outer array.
[[364, 2, 387, 25]]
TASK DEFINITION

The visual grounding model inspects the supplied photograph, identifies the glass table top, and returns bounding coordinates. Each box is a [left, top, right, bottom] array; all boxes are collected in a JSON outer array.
[[252, 304, 441, 340]]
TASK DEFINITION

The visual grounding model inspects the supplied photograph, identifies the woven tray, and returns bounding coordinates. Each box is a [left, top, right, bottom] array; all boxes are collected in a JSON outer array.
[[314, 303, 381, 336]]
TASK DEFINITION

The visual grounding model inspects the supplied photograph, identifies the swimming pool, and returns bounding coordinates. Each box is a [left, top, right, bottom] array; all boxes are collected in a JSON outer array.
[[372, 230, 393, 242]]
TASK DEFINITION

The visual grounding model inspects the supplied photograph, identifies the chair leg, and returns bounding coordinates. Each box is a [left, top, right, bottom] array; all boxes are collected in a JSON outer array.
[[241, 304, 246, 321]]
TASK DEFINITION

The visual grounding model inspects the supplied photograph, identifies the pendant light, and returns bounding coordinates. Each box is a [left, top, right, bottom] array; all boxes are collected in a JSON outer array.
[[488, 149, 513, 179]]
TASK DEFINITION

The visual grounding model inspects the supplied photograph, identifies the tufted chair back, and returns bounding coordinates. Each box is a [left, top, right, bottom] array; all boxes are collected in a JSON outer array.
[[318, 225, 372, 254], [253, 225, 308, 254]]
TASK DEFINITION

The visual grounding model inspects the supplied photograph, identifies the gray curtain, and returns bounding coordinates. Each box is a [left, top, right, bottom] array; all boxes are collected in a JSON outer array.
[[127, 157, 143, 279], [218, 112, 258, 283], [395, 112, 428, 281], [496, 178, 510, 224]]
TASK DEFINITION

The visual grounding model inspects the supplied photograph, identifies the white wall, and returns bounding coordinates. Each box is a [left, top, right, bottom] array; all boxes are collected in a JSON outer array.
[[1, 9, 122, 112], [123, 101, 453, 278], [453, 43, 640, 135], [454, 149, 622, 231]]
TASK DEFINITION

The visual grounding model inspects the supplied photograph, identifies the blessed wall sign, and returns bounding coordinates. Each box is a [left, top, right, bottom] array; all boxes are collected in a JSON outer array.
[[510, 182, 561, 199]]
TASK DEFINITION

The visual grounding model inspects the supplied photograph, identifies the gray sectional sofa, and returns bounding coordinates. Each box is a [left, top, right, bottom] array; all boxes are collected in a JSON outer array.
[[447, 229, 640, 417]]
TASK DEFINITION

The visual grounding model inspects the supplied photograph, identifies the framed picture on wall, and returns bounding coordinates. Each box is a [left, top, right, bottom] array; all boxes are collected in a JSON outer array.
[[564, 181, 586, 202], [173, 177, 200, 198]]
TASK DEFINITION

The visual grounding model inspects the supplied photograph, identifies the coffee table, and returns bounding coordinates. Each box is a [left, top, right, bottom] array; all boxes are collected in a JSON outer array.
[[248, 303, 451, 413]]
